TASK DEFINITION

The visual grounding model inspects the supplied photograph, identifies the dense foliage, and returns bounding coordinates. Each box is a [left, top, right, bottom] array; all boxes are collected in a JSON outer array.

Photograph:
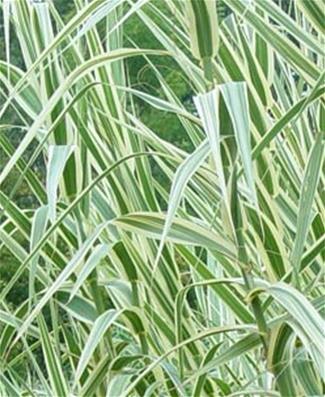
[[0, 0, 324, 396]]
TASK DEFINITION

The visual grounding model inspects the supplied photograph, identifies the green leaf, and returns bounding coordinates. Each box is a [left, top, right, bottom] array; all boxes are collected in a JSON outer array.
[[185, 0, 219, 61], [69, 244, 111, 302], [74, 309, 121, 385], [268, 282, 325, 367], [290, 132, 324, 280], [113, 212, 235, 257], [38, 313, 69, 397], [220, 82, 257, 204], [58, 293, 98, 324], [293, 349, 323, 396], [29, 205, 49, 303], [194, 88, 232, 228], [154, 139, 210, 270], [46, 145, 75, 222]]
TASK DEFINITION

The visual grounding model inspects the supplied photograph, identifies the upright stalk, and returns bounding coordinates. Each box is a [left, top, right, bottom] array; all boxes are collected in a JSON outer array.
[[230, 165, 269, 351]]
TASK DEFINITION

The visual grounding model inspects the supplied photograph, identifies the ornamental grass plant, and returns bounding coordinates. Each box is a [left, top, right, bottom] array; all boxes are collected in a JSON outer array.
[[0, 0, 324, 396]]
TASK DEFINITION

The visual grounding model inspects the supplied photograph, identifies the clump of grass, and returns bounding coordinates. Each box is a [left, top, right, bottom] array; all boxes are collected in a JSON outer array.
[[0, 0, 324, 396]]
